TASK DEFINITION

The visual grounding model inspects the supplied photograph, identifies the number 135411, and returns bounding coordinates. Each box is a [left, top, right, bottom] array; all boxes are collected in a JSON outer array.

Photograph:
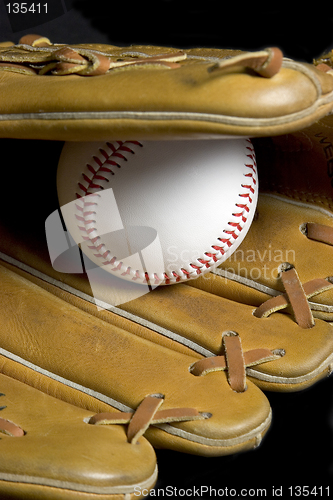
[[6, 3, 48, 14]]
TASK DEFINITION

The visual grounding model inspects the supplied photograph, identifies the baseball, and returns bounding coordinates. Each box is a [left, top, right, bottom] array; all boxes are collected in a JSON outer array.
[[56, 139, 258, 286]]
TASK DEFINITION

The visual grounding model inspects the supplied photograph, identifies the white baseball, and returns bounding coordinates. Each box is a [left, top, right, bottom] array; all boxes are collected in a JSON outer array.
[[56, 139, 258, 286]]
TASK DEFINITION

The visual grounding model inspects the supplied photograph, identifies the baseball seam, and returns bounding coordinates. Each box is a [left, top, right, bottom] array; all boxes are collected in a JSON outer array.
[[74, 140, 257, 285]]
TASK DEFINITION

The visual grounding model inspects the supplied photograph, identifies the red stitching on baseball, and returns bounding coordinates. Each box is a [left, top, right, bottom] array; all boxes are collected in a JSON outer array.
[[87, 164, 97, 175], [236, 203, 250, 213], [211, 245, 226, 253], [217, 238, 233, 248], [75, 140, 256, 285]]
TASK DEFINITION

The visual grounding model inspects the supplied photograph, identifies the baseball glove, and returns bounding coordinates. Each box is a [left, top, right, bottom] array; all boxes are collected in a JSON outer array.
[[0, 34, 333, 140], [0, 373, 158, 500], [2, 34, 333, 496]]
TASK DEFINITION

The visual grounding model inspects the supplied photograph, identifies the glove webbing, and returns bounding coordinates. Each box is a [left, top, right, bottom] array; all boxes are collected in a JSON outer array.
[[89, 394, 207, 444], [253, 264, 333, 328]]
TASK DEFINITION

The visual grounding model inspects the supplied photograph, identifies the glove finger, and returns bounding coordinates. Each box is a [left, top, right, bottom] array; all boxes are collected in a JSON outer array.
[[0, 373, 157, 500]]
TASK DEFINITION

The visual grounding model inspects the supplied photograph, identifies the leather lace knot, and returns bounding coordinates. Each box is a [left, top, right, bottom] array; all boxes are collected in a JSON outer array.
[[253, 264, 333, 329], [190, 332, 282, 393], [208, 47, 283, 78], [88, 394, 207, 444]]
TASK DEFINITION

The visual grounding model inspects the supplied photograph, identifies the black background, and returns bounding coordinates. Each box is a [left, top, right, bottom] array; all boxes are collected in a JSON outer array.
[[1, 1, 333, 61], [1, 1, 333, 498]]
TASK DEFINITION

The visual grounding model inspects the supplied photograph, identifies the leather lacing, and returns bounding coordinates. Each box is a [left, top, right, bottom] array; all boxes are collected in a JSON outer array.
[[88, 394, 209, 444], [0, 394, 24, 437], [253, 263, 333, 329], [0, 35, 187, 76], [300, 222, 333, 247], [190, 264, 333, 392], [0, 417, 24, 437], [190, 332, 283, 393], [0, 35, 284, 78], [208, 47, 283, 78]]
